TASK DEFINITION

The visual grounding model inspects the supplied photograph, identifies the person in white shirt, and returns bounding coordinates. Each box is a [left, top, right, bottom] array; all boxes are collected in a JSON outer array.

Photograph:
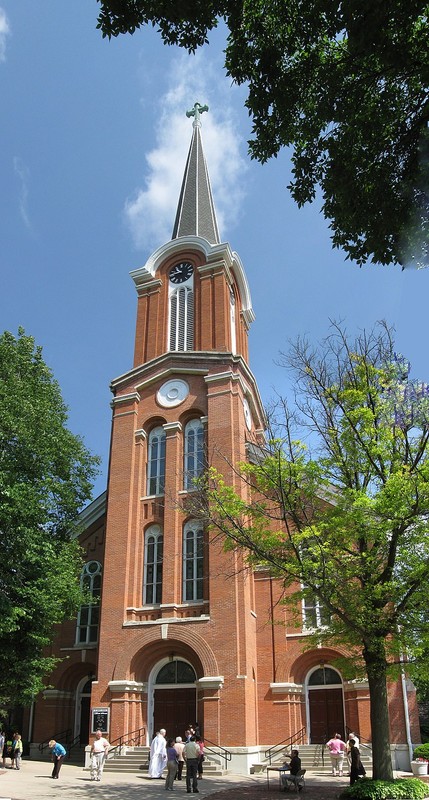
[[346, 732, 360, 768], [90, 729, 110, 782]]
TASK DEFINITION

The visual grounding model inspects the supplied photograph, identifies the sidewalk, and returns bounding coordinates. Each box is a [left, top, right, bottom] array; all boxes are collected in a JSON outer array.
[[0, 761, 411, 800]]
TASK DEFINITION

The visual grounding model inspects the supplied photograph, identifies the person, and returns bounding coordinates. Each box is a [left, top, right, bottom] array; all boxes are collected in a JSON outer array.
[[326, 733, 347, 776], [349, 738, 365, 785], [346, 732, 360, 769], [49, 739, 66, 779], [281, 749, 302, 789], [2, 733, 13, 768], [165, 737, 178, 790], [11, 733, 23, 770], [149, 729, 167, 778], [173, 736, 185, 781], [184, 735, 200, 793], [90, 729, 110, 782], [196, 736, 205, 780], [0, 732, 4, 765]]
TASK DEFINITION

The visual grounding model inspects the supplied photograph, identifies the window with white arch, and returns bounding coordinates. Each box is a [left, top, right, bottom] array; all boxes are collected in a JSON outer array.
[[76, 561, 102, 645], [147, 426, 166, 496], [143, 525, 163, 605], [183, 520, 204, 602], [184, 419, 205, 490]]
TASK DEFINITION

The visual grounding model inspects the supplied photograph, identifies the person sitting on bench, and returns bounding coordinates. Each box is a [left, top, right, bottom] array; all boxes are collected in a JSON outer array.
[[281, 750, 302, 789]]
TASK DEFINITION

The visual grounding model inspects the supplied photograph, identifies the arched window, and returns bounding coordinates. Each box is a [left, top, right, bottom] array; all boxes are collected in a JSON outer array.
[[76, 561, 102, 645], [156, 660, 196, 685], [230, 288, 237, 355], [183, 520, 204, 602], [143, 525, 163, 605], [184, 419, 205, 490], [147, 426, 166, 496], [169, 286, 194, 351]]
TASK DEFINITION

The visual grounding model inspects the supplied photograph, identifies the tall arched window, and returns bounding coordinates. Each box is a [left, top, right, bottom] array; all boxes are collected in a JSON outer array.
[[184, 419, 205, 490], [147, 426, 166, 496], [76, 561, 102, 645], [168, 261, 194, 354], [183, 520, 204, 602], [143, 525, 163, 605], [229, 288, 237, 355]]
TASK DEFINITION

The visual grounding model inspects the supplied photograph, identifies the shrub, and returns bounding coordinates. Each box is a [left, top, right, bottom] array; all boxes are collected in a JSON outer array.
[[340, 778, 428, 800], [414, 744, 429, 760]]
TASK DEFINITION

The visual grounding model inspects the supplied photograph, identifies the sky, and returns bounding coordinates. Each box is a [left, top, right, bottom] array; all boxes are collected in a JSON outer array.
[[1, 1, 429, 500]]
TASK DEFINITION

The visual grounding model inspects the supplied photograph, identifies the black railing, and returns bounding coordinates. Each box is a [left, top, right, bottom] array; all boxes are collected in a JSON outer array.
[[203, 737, 232, 771], [38, 729, 72, 754], [265, 727, 306, 765], [108, 726, 146, 757]]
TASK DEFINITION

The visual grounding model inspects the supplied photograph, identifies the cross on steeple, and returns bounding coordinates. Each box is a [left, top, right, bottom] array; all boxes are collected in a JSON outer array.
[[186, 102, 209, 128]]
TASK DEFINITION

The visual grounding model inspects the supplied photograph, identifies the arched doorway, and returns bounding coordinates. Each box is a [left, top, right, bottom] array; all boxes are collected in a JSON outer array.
[[150, 659, 197, 741], [306, 666, 344, 743], [74, 677, 94, 745]]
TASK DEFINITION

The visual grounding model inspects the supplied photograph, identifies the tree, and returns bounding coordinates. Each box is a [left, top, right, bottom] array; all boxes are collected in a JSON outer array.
[[0, 329, 99, 709], [191, 322, 429, 781], [96, 0, 429, 268]]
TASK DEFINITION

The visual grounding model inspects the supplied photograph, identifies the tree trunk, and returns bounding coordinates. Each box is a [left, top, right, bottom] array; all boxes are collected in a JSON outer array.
[[363, 643, 394, 781]]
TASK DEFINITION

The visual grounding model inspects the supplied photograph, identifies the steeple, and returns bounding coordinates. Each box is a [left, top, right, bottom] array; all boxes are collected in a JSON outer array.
[[171, 102, 221, 245]]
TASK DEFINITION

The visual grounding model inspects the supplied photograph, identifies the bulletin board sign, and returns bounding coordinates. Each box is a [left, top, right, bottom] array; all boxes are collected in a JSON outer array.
[[91, 708, 110, 734]]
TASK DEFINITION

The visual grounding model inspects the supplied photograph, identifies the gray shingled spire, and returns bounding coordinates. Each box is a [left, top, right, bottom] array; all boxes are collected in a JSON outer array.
[[172, 103, 221, 245]]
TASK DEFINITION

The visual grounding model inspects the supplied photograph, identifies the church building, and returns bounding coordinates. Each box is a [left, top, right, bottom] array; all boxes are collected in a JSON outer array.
[[26, 104, 420, 773]]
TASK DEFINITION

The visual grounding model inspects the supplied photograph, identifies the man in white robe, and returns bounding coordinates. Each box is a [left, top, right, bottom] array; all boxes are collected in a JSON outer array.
[[148, 729, 167, 778]]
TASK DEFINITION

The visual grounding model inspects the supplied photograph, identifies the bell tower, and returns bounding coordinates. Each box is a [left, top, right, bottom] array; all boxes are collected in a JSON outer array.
[[92, 104, 266, 748]]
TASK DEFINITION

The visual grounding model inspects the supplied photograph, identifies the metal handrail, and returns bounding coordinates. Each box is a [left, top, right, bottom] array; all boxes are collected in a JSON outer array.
[[202, 738, 232, 771], [264, 727, 306, 765], [108, 726, 146, 756], [38, 728, 72, 754]]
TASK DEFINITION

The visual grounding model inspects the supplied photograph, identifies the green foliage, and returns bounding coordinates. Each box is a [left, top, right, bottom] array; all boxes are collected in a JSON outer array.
[[0, 329, 99, 707], [97, 0, 429, 267], [341, 778, 427, 800], [191, 322, 429, 780], [413, 744, 429, 760]]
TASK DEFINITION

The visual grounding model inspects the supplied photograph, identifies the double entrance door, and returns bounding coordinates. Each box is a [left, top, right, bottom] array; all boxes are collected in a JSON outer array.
[[308, 688, 344, 743]]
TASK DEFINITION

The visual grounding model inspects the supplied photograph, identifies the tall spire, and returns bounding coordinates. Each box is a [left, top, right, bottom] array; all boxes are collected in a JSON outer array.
[[171, 103, 221, 245]]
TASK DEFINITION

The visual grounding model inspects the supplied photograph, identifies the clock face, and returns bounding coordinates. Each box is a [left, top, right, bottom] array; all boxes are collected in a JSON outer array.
[[169, 261, 194, 284]]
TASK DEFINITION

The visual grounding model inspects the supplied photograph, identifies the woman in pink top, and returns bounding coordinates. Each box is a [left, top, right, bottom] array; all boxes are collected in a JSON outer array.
[[326, 733, 347, 776]]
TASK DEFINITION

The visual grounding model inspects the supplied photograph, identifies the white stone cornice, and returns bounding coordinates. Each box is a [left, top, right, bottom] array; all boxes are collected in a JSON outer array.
[[197, 676, 224, 690], [135, 428, 147, 441], [111, 391, 141, 407], [163, 421, 182, 433], [270, 682, 304, 694], [108, 680, 147, 694], [43, 689, 74, 700]]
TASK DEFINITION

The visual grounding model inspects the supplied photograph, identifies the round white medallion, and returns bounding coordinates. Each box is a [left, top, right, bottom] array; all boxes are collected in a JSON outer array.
[[157, 379, 189, 408], [243, 397, 252, 431]]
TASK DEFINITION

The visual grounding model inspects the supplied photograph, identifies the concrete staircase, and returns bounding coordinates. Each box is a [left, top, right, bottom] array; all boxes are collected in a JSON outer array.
[[259, 744, 373, 775], [103, 746, 225, 776]]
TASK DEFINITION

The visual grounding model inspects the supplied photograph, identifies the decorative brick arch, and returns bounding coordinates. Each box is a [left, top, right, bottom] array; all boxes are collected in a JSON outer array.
[[112, 626, 219, 681], [288, 646, 350, 685]]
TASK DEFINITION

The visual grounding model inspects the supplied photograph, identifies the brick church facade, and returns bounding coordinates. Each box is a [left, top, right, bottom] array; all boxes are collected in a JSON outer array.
[[25, 106, 419, 773]]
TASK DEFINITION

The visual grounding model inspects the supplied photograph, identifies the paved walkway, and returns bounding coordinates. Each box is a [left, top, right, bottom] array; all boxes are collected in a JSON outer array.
[[0, 762, 412, 800]]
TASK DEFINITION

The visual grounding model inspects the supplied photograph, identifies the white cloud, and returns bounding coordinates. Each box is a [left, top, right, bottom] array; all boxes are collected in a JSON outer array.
[[124, 51, 247, 253], [13, 157, 31, 230], [0, 8, 10, 62]]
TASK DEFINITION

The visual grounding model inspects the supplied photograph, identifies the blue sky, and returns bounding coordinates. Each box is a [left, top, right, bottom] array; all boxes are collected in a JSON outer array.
[[1, 1, 429, 499]]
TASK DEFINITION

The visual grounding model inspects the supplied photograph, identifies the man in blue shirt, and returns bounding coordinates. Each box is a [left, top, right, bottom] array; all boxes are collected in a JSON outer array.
[[49, 739, 66, 779]]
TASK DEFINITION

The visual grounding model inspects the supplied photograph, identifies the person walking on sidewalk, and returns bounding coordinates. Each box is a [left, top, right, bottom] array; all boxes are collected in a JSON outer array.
[[90, 729, 110, 782]]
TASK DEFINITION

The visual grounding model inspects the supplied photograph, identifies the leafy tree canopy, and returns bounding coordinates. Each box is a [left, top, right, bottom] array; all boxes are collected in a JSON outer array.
[[0, 329, 99, 708], [191, 322, 429, 780], [97, 0, 429, 268]]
